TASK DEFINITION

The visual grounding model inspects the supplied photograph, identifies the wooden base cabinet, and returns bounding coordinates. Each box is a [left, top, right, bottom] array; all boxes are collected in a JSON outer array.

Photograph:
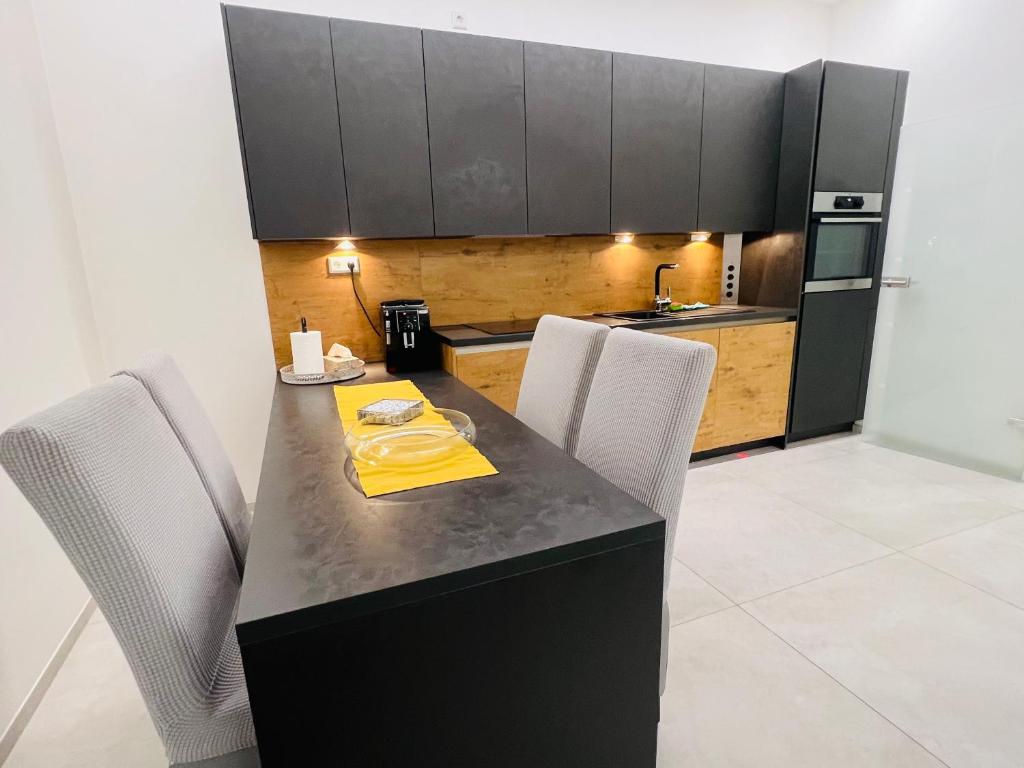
[[714, 322, 795, 447], [441, 345, 530, 413], [441, 320, 795, 454], [663, 329, 720, 452], [666, 322, 795, 451]]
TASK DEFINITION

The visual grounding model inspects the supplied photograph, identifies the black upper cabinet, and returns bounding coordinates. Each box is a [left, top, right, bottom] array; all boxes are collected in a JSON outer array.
[[423, 31, 527, 236], [331, 20, 434, 238], [814, 62, 899, 192], [524, 43, 611, 235], [611, 54, 703, 234], [224, 6, 349, 240], [698, 65, 784, 233]]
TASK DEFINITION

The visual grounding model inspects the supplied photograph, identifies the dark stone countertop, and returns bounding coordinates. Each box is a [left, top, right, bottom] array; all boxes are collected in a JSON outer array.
[[237, 365, 664, 645], [433, 305, 797, 347]]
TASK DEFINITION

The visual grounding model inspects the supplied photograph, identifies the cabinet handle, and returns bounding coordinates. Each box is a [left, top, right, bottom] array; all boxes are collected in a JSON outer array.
[[881, 276, 912, 288]]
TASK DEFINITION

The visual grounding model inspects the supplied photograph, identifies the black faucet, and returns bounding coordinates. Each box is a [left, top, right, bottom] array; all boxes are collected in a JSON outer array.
[[654, 263, 679, 310]]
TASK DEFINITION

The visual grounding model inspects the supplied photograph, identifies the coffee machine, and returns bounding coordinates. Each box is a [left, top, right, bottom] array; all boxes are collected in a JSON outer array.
[[380, 299, 439, 373]]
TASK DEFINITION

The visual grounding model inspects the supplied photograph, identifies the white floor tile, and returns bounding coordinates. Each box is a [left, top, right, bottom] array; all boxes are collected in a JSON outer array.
[[658, 607, 944, 767], [741, 451, 1017, 549], [666, 558, 733, 625], [909, 512, 1024, 609], [747, 555, 1024, 768], [676, 475, 892, 602], [5, 615, 164, 768]]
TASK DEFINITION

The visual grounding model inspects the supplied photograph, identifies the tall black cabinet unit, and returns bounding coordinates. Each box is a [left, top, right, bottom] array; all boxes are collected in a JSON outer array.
[[784, 61, 909, 441], [422, 31, 528, 236], [610, 55, 704, 234], [698, 65, 785, 233], [331, 19, 434, 238], [524, 43, 611, 235], [223, 6, 350, 240]]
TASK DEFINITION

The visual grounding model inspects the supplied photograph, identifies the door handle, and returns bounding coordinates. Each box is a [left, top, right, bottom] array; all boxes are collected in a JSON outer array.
[[1009, 417, 1024, 429], [881, 276, 912, 288]]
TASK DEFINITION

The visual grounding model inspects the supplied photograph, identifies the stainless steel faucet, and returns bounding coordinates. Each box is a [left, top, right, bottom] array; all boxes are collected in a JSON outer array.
[[654, 263, 679, 310]]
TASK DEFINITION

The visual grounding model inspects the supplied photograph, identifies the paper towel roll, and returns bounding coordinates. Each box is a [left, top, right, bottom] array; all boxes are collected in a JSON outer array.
[[291, 329, 325, 375]]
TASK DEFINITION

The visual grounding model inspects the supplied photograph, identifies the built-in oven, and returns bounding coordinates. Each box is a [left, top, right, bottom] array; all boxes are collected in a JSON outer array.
[[804, 192, 884, 293]]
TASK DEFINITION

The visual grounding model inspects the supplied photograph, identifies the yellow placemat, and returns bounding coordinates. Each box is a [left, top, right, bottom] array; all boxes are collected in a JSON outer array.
[[335, 380, 498, 497]]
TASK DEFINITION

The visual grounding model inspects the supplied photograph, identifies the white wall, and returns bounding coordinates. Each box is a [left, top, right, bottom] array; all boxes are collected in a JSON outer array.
[[830, 0, 1024, 475], [0, 0, 97, 744], [26, 0, 832, 506]]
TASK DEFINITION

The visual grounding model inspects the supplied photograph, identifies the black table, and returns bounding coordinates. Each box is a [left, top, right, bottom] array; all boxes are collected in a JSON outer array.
[[238, 365, 664, 766]]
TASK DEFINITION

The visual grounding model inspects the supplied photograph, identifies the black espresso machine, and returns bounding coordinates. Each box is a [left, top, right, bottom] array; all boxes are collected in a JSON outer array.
[[380, 299, 439, 373]]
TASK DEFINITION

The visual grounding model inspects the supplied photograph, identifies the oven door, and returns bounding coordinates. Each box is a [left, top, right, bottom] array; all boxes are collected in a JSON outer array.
[[805, 216, 882, 293]]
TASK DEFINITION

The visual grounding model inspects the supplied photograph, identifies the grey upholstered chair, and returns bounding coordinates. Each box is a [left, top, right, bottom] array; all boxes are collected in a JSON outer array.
[[574, 328, 716, 692], [515, 315, 610, 454], [0, 376, 258, 767], [118, 352, 251, 575]]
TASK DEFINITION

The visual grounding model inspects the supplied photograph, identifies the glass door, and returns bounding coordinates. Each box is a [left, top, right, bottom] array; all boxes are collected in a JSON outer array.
[[862, 100, 1024, 479]]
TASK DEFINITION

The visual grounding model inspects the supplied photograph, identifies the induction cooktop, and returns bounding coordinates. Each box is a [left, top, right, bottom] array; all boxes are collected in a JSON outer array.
[[465, 318, 542, 335]]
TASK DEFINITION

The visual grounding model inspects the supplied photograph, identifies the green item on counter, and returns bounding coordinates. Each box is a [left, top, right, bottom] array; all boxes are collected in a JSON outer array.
[[669, 303, 684, 311]]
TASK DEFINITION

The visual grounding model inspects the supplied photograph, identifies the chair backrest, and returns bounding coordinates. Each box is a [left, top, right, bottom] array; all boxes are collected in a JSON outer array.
[[574, 329, 716, 586], [0, 376, 242, 752], [118, 352, 250, 574], [515, 315, 610, 454]]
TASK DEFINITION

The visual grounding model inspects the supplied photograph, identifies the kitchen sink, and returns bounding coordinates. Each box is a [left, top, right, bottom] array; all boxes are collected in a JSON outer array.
[[596, 306, 757, 322], [595, 310, 668, 320]]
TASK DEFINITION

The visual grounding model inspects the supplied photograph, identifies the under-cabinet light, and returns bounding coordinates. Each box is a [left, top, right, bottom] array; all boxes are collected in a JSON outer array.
[[335, 239, 357, 251], [689, 232, 711, 243], [614, 233, 635, 244]]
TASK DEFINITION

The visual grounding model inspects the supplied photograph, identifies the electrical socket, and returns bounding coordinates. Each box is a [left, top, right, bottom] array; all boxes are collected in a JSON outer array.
[[327, 255, 360, 274]]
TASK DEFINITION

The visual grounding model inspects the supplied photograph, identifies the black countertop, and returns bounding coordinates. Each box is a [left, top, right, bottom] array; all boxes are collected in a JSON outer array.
[[434, 305, 797, 347], [237, 365, 664, 644]]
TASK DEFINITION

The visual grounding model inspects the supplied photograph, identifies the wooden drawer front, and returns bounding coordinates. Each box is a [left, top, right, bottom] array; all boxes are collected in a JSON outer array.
[[663, 329, 719, 453], [445, 348, 530, 413], [714, 322, 795, 446]]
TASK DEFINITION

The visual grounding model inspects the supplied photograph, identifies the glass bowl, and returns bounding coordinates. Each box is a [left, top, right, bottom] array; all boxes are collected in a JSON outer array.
[[344, 407, 476, 468]]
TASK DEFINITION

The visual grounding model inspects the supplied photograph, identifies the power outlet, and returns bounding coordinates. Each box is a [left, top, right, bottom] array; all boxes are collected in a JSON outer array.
[[451, 10, 467, 30], [327, 255, 360, 275]]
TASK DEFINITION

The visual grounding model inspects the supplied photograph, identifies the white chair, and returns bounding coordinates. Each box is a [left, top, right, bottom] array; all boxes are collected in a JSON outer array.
[[119, 352, 251, 575], [574, 328, 716, 692], [0, 376, 258, 767], [515, 315, 610, 454]]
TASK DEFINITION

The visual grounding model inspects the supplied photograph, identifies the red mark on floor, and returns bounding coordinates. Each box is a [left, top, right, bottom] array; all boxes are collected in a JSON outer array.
[[735, 452, 750, 458]]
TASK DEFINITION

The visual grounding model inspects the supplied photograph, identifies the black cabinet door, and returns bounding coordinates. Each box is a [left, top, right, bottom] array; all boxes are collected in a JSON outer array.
[[331, 19, 434, 238], [815, 62, 899, 193], [790, 290, 874, 436], [611, 54, 703, 234], [223, 6, 349, 240], [524, 43, 611, 235], [423, 31, 527, 236], [698, 65, 784, 233]]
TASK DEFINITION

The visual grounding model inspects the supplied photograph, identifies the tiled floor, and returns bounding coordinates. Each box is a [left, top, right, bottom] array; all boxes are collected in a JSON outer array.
[[7, 434, 1024, 767]]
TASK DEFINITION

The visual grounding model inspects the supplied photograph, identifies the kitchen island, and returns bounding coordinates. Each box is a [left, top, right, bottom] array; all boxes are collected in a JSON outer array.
[[238, 365, 664, 766]]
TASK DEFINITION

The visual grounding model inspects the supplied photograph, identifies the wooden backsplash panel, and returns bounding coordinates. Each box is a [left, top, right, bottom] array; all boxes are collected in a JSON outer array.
[[260, 240, 421, 367], [260, 235, 722, 366]]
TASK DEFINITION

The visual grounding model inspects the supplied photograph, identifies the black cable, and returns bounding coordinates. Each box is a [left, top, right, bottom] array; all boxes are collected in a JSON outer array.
[[349, 265, 381, 337]]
